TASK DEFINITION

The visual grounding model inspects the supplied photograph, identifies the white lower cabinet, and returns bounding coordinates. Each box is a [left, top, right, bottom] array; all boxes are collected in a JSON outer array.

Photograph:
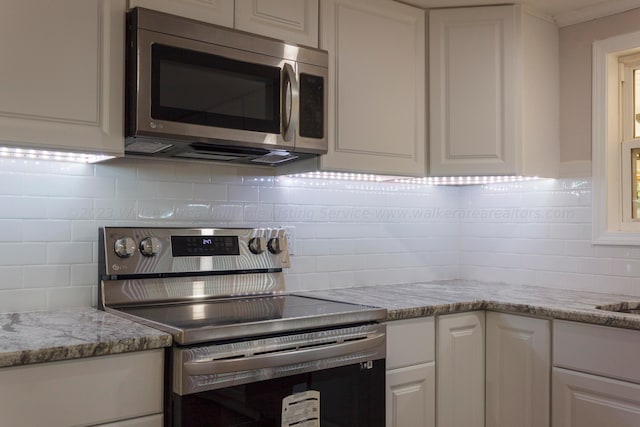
[[553, 367, 640, 427], [385, 317, 435, 427], [0, 350, 164, 427], [552, 320, 640, 427], [486, 312, 550, 427], [437, 311, 485, 427]]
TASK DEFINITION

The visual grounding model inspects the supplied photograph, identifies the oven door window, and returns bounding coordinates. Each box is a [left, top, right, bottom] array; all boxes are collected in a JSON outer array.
[[172, 360, 385, 427], [151, 44, 281, 134]]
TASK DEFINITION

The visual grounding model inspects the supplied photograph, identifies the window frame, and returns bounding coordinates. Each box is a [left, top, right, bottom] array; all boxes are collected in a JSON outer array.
[[592, 31, 640, 244]]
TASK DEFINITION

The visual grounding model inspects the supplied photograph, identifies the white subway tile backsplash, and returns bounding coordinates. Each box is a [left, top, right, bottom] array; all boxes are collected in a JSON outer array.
[[157, 182, 194, 199], [116, 179, 157, 200], [94, 199, 138, 221], [0, 244, 46, 266], [46, 242, 93, 264], [71, 264, 98, 286], [243, 204, 274, 222], [0, 220, 24, 241], [3, 156, 640, 312], [0, 267, 22, 289], [0, 197, 48, 219], [23, 265, 70, 288], [193, 183, 228, 201], [46, 198, 94, 220], [229, 185, 260, 202], [46, 286, 93, 310], [22, 220, 71, 242], [0, 289, 47, 312]]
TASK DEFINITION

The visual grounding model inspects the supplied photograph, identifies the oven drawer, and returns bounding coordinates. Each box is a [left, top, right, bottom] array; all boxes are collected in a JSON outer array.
[[173, 323, 386, 395]]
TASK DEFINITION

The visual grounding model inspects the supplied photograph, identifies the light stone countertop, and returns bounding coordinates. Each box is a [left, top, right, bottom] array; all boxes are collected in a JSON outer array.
[[0, 308, 172, 368], [299, 280, 640, 330], [3, 280, 640, 369]]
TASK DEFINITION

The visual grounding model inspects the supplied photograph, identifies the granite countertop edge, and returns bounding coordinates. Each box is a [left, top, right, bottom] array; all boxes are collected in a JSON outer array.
[[0, 308, 172, 369], [3, 280, 640, 369], [301, 280, 640, 331]]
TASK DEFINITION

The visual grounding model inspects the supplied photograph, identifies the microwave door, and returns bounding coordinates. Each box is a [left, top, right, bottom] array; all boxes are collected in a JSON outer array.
[[131, 29, 295, 152]]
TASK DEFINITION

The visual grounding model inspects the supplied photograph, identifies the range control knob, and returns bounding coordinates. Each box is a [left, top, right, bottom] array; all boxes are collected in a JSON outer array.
[[114, 237, 136, 258], [267, 236, 287, 255], [248, 237, 267, 254], [139, 237, 161, 257]]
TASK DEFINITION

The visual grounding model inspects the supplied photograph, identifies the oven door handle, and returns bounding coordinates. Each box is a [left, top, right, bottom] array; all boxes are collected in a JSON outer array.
[[183, 332, 385, 376]]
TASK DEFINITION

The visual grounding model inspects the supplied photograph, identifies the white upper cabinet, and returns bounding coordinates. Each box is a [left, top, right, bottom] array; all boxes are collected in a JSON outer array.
[[0, 0, 125, 157], [319, 0, 426, 176], [128, 0, 234, 27], [429, 5, 559, 177], [235, 0, 319, 47], [129, 0, 319, 47]]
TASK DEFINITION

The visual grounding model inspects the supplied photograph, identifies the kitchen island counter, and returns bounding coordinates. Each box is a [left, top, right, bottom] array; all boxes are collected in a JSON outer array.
[[300, 280, 640, 330], [0, 308, 172, 368]]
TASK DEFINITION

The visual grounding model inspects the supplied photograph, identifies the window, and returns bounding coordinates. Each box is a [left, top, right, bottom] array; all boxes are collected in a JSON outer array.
[[592, 31, 640, 244]]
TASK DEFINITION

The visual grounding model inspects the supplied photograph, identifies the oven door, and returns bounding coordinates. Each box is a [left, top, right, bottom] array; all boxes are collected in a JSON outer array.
[[171, 324, 385, 427], [129, 28, 297, 152]]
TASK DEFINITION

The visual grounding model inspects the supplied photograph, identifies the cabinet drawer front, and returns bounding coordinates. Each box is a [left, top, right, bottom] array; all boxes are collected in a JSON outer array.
[[552, 367, 640, 427], [553, 320, 640, 384], [386, 317, 435, 369], [0, 350, 164, 427]]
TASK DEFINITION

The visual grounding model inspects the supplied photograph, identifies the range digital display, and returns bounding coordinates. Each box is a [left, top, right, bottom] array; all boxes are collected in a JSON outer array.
[[171, 235, 240, 257]]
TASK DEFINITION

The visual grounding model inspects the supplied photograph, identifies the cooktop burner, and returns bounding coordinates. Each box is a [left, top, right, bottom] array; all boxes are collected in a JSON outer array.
[[113, 294, 385, 344]]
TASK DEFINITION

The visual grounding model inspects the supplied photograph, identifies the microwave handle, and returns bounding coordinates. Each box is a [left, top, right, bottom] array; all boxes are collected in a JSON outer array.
[[282, 63, 299, 142]]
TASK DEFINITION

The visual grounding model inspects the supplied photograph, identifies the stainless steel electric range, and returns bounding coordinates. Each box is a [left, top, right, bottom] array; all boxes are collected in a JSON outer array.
[[98, 226, 386, 427]]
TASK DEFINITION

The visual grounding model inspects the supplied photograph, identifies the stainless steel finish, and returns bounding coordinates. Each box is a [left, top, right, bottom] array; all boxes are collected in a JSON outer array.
[[139, 237, 161, 257], [101, 272, 286, 307], [101, 227, 290, 277], [114, 237, 136, 258], [282, 62, 298, 143], [173, 324, 386, 394], [127, 7, 328, 163]]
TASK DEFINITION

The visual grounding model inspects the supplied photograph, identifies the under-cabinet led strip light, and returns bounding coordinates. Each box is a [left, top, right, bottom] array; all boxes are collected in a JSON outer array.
[[0, 147, 115, 164], [288, 171, 540, 185]]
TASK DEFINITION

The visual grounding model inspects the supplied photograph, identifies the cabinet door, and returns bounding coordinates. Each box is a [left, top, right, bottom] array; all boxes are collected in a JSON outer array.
[[553, 367, 640, 427], [0, 0, 125, 156], [0, 350, 164, 427], [320, 0, 426, 176], [437, 311, 485, 427], [129, 0, 234, 27], [235, 0, 318, 47], [486, 313, 550, 427], [386, 362, 435, 427], [429, 6, 517, 176]]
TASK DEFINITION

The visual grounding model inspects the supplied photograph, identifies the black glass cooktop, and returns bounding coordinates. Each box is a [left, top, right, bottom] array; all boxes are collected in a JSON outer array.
[[115, 295, 386, 345]]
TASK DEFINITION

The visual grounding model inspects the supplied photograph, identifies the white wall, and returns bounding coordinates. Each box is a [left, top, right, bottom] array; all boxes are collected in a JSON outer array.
[[2, 156, 640, 313], [560, 7, 640, 163]]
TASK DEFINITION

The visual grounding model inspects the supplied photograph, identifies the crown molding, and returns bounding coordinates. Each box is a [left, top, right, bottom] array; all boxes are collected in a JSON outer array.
[[555, 0, 640, 27]]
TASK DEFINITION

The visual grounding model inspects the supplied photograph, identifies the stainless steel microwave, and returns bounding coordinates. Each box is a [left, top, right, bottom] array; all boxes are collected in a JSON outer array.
[[125, 8, 328, 165]]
